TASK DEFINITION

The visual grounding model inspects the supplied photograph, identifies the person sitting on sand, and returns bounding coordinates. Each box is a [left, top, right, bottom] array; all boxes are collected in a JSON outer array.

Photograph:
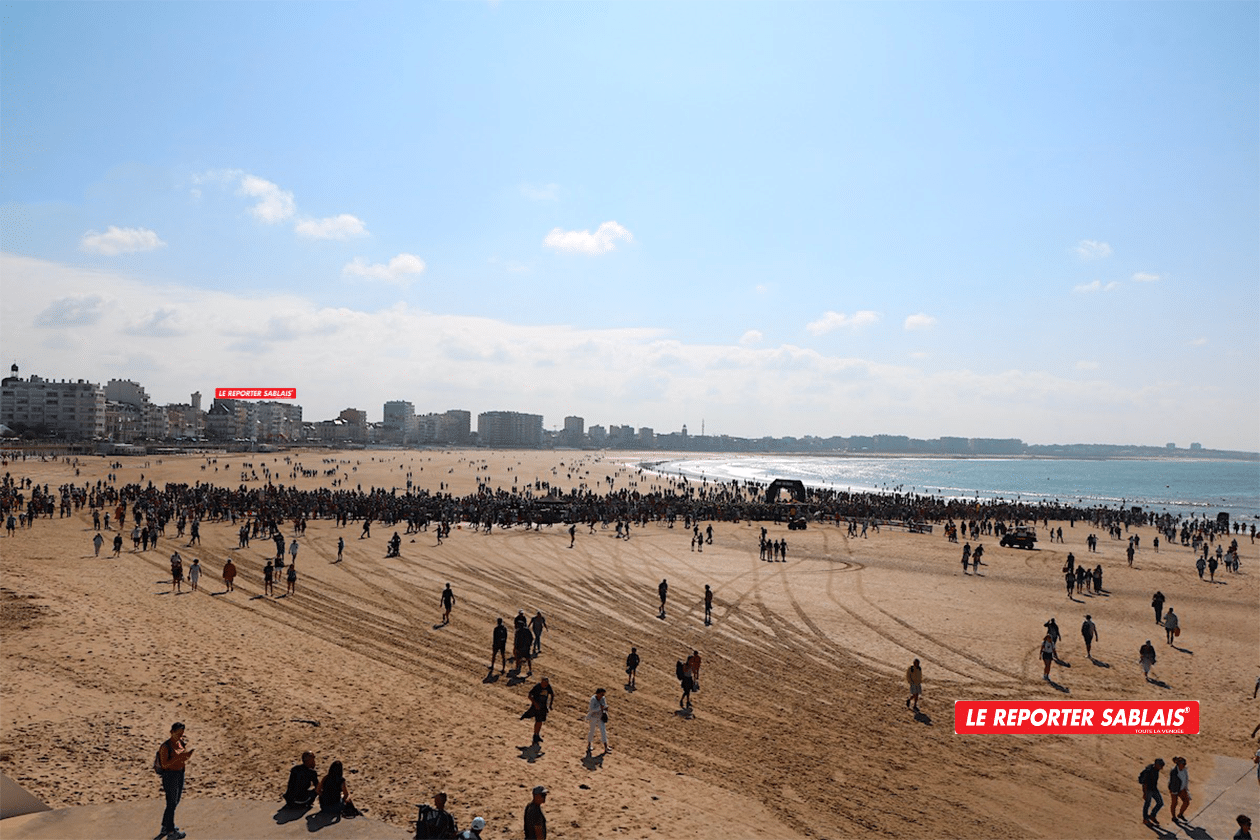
[[316, 760, 352, 819], [284, 751, 319, 809]]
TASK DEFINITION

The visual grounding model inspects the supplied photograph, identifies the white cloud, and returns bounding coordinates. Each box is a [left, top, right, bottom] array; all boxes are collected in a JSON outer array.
[[80, 226, 166, 256], [543, 221, 633, 255], [1072, 280, 1119, 294], [904, 313, 936, 331], [1189, 337, 1208, 346], [4, 253, 1256, 452], [520, 183, 560, 201], [1131, 272, 1161, 282], [295, 214, 368, 240], [342, 253, 426, 284], [739, 330, 763, 346], [238, 175, 295, 223], [806, 310, 879, 335], [1074, 240, 1112, 260], [754, 284, 771, 295], [126, 307, 187, 337], [1076, 360, 1099, 370]]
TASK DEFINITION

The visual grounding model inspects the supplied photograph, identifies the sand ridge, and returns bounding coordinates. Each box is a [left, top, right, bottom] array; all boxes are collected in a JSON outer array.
[[1, 449, 1257, 839]]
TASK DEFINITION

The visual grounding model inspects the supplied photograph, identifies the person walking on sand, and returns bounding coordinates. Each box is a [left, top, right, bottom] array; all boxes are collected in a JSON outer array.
[[1081, 615, 1098, 659], [625, 647, 639, 689], [223, 558, 237, 592], [1040, 633, 1056, 681], [704, 585, 713, 626], [658, 579, 668, 618], [678, 658, 694, 710], [188, 558, 201, 593], [337, 536, 344, 562], [1168, 756, 1190, 822], [286, 562, 297, 596], [112, 533, 123, 557], [170, 552, 184, 594], [1139, 757, 1166, 828], [528, 611, 547, 655], [440, 584, 456, 625], [686, 650, 702, 691], [906, 658, 923, 710], [962, 542, 972, 574], [263, 560, 275, 597], [585, 688, 609, 754], [157, 722, 194, 840], [93, 532, 103, 556], [521, 677, 554, 745], [490, 617, 508, 673], [524, 786, 547, 839], [1152, 591, 1165, 624], [1140, 640, 1157, 682], [1163, 608, 1179, 644]]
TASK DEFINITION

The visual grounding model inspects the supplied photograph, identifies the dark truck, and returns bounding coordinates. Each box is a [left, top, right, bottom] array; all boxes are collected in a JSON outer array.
[[1000, 526, 1038, 549]]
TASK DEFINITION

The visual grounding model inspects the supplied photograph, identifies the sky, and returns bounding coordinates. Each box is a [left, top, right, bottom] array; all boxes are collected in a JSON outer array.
[[1, 2, 1257, 451]]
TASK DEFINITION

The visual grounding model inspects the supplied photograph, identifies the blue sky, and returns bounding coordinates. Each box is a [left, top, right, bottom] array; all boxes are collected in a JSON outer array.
[[2, 2, 1257, 450]]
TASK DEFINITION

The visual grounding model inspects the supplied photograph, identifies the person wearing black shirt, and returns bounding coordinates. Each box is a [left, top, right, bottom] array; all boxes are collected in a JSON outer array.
[[524, 786, 547, 839], [490, 618, 508, 674], [522, 678, 554, 744], [283, 751, 319, 809]]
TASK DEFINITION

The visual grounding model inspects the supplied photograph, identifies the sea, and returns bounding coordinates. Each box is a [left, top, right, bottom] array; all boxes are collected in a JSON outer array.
[[645, 456, 1260, 524]]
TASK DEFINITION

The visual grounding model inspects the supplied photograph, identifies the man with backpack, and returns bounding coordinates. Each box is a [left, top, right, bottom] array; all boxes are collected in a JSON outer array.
[[1139, 758, 1166, 828], [414, 790, 458, 839], [155, 722, 195, 840]]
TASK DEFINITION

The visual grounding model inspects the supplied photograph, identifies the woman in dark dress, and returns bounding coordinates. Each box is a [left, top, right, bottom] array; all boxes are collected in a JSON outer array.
[[316, 760, 351, 819]]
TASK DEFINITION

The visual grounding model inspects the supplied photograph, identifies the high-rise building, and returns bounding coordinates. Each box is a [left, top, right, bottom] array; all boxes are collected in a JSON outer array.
[[561, 415, 585, 447], [0, 365, 106, 440], [383, 400, 418, 443], [477, 411, 543, 448]]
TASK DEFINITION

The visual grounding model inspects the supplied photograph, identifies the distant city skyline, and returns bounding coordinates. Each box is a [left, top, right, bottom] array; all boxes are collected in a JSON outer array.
[[2, 3, 1256, 451]]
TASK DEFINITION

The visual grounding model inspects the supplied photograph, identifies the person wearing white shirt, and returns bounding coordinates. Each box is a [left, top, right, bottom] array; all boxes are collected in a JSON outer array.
[[585, 688, 609, 754]]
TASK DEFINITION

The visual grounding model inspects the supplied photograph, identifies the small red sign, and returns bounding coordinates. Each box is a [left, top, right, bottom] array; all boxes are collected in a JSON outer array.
[[214, 388, 297, 400], [955, 701, 1198, 735]]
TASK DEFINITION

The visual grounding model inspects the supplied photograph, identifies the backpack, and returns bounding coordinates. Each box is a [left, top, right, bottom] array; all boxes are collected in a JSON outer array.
[[1168, 770, 1182, 794], [153, 742, 167, 775], [676, 660, 685, 681], [1138, 765, 1155, 788], [416, 803, 456, 839]]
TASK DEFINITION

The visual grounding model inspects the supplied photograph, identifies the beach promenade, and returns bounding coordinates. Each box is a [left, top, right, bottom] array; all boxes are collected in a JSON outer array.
[[2, 449, 1256, 839]]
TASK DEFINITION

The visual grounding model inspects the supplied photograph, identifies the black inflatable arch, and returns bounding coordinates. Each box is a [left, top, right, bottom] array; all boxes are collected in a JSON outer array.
[[765, 478, 807, 503]]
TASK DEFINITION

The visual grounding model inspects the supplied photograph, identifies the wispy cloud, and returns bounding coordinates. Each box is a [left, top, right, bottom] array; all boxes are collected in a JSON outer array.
[[238, 175, 295, 223], [1189, 337, 1207, 346], [1074, 239, 1112, 260], [342, 253, 426, 284], [1076, 360, 1099, 370], [739, 330, 763, 346], [520, 183, 560, 201], [543, 221, 633, 255], [1072, 280, 1119, 294], [80, 226, 166, 255], [35, 294, 109, 327], [295, 214, 368, 240], [126, 307, 187, 337], [1131, 272, 1161, 282], [806, 310, 879, 335], [904, 313, 936, 331]]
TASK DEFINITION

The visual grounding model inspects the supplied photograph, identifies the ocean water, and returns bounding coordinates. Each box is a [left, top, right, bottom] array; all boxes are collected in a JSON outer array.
[[650, 456, 1260, 523]]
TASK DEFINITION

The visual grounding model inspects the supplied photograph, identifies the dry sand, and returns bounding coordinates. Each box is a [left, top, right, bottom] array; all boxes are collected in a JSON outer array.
[[1, 448, 1257, 839]]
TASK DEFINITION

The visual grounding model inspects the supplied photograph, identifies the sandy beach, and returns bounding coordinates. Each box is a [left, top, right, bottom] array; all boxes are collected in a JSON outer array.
[[1, 448, 1256, 839]]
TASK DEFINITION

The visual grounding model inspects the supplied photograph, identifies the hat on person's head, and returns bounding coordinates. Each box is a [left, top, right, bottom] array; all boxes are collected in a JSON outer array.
[[532, 786, 548, 796], [1154, 758, 1165, 766], [472, 817, 486, 830], [1085, 615, 1091, 620]]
